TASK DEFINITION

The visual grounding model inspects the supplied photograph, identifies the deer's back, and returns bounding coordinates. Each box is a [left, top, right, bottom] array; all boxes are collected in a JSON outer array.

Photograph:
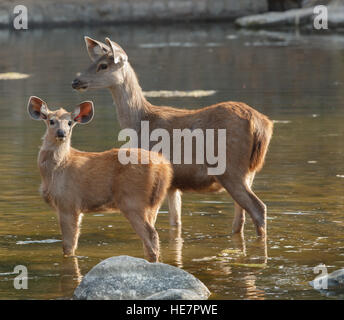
[[49, 148, 171, 213], [144, 101, 272, 192], [148, 101, 270, 130]]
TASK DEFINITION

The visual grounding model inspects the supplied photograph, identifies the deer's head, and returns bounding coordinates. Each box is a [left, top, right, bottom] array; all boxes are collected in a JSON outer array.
[[72, 37, 129, 91], [27, 96, 94, 145]]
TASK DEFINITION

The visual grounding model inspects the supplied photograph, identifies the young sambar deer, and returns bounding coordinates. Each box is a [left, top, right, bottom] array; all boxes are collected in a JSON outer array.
[[28, 96, 172, 262], [72, 37, 273, 237]]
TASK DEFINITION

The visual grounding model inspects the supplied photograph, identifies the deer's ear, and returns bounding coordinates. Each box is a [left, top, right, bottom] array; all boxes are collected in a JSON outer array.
[[27, 96, 49, 120], [73, 101, 94, 124], [105, 37, 128, 65], [84, 36, 110, 62]]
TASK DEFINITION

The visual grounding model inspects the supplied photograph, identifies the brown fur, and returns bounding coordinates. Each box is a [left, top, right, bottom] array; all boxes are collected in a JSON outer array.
[[137, 102, 273, 189], [34, 105, 172, 262], [250, 112, 274, 172], [74, 37, 274, 236]]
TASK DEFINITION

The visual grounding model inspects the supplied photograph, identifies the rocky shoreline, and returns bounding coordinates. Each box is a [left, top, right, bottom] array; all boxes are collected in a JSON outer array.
[[235, 4, 344, 31], [0, 0, 268, 28], [1, 0, 343, 32]]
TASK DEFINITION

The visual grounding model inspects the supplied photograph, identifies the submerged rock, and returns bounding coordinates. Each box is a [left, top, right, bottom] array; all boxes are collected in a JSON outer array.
[[309, 268, 344, 295], [73, 255, 210, 300]]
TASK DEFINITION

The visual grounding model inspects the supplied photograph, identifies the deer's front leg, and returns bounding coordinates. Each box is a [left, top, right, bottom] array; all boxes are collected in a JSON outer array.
[[167, 189, 182, 226], [58, 211, 83, 257]]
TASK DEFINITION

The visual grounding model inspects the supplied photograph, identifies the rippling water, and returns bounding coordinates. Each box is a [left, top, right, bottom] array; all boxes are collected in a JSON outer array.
[[0, 24, 343, 300]]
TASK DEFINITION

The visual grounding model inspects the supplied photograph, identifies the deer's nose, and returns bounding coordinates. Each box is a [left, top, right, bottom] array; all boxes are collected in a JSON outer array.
[[72, 78, 88, 90], [72, 78, 81, 89], [56, 129, 66, 138]]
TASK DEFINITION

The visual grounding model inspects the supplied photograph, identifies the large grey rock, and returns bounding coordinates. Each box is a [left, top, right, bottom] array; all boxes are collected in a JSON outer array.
[[73, 256, 210, 300], [145, 289, 202, 300], [309, 268, 344, 296], [236, 5, 344, 30], [235, 7, 314, 28]]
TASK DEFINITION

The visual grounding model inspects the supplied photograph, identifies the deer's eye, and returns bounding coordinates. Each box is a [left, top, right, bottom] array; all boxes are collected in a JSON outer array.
[[68, 121, 72, 126], [49, 120, 55, 126], [97, 63, 108, 72]]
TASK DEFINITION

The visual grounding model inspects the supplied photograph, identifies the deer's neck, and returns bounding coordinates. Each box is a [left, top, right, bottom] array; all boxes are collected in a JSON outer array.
[[109, 63, 151, 130], [38, 136, 71, 181]]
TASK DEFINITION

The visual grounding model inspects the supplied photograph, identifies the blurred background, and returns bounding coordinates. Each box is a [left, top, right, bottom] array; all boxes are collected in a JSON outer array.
[[0, 0, 343, 300]]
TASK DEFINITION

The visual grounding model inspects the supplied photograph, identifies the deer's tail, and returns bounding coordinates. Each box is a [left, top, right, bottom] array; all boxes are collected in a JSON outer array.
[[249, 114, 273, 172]]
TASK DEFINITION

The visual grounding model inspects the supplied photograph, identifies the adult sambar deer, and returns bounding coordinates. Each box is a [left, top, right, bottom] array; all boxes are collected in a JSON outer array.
[[72, 37, 273, 237], [28, 96, 172, 262]]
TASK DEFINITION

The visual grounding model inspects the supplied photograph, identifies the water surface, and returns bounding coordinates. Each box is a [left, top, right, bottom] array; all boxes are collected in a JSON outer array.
[[0, 24, 343, 300]]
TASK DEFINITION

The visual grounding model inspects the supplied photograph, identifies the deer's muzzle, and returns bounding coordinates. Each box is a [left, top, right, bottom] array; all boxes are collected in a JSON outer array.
[[56, 129, 66, 141], [72, 78, 88, 90]]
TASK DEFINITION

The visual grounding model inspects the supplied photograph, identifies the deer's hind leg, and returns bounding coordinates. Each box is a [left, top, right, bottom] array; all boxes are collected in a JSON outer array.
[[123, 209, 160, 262], [232, 172, 256, 235], [217, 172, 266, 237], [232, 202, 245, 235], [147, 205, 160, 226]]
